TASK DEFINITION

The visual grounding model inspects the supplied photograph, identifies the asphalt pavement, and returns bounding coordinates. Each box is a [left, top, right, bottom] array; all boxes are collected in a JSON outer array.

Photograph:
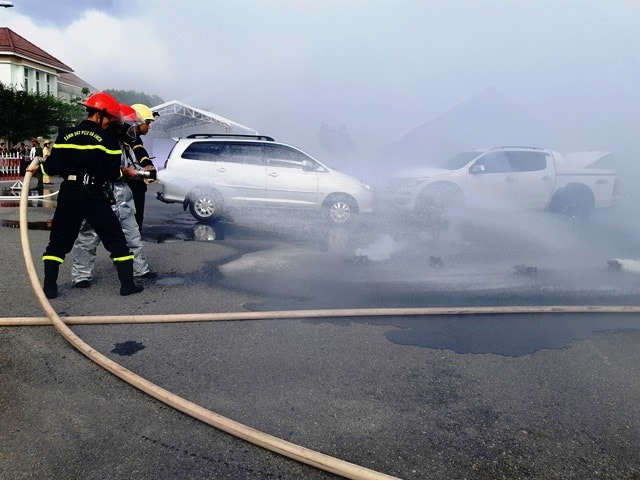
[[2, 178, 640, 479]]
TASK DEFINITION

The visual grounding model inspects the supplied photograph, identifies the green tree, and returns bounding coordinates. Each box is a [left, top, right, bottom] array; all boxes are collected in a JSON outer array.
[[0, 82, 85, 144], [319, 123, 356, 155], [105, 89, 164, 107]]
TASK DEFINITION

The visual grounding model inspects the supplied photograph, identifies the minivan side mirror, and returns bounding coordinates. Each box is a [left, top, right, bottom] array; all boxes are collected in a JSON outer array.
[[302, 159, 315, 171], [469, 163, 485, 174]]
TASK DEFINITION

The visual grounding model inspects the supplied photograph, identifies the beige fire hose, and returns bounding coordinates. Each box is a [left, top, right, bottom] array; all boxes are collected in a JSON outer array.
[[4, 304, 640, 327], [12, 164, 640, 479], [16, 164, 400, 480]]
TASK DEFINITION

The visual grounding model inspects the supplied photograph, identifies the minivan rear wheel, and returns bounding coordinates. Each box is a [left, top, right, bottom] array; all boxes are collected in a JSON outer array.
[[189, 191, 222, 222]]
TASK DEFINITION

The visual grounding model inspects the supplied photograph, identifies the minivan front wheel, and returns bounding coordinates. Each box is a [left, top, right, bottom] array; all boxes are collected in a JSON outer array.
[[188, 192, 222, 222], [323, 195, 355, 224]]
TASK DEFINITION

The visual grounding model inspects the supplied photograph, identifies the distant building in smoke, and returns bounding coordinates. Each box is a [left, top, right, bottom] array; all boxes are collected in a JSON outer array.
[[381, 87, 551, 168]]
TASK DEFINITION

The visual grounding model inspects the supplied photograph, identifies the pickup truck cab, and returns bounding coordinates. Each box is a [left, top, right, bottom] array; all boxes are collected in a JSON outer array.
[[381, 146, 617, 219]]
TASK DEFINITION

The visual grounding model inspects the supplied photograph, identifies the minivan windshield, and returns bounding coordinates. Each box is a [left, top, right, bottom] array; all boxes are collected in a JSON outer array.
[[439, 150, 484, 170]]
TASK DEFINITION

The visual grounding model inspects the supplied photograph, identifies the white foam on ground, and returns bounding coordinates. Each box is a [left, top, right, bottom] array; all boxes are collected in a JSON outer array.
[[354, 234, 406, 262], [220, 246, 309, 274], [616, 259, 640, 274]]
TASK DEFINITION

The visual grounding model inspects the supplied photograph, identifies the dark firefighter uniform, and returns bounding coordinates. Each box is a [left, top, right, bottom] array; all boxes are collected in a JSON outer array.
[[124, 134, 153, 231], [40, 120, 139, 297]]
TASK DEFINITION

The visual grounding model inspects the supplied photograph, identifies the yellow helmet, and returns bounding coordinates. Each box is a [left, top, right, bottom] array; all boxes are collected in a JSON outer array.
[[131, 103, 156, 122]]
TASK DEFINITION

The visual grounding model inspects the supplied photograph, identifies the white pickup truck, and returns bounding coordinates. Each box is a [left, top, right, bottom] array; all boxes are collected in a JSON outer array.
[[381, 146, 617, 219]]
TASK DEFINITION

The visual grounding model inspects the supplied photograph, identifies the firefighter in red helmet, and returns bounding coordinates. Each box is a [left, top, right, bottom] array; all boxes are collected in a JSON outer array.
[[27, 92, 144, 298], [70, 103, 157, 288]]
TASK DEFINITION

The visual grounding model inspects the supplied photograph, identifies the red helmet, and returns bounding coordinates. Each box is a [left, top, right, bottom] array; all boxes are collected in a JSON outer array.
[[80, 92, 121, 119], [118, 104, 141, 125]]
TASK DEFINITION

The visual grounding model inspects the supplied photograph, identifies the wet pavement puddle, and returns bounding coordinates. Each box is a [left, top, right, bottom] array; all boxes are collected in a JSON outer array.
[[384, 314, 640, 356], [145, 222, 226, 243]]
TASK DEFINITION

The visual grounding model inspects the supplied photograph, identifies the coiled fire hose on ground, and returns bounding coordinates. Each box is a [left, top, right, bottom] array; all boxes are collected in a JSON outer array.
[[14, 164, 401, 480], [9, 163, 640, 479]]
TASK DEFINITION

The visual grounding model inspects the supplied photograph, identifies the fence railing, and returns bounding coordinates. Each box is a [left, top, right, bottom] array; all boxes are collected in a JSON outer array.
[[0, 154, 25, 180]]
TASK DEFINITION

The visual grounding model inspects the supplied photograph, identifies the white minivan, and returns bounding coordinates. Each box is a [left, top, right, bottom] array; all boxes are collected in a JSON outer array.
[[156, 134, 373, 224]]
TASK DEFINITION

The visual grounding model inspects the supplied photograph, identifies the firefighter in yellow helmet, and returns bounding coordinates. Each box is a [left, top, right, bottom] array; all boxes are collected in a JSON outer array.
[[126, 103, 158, 232]]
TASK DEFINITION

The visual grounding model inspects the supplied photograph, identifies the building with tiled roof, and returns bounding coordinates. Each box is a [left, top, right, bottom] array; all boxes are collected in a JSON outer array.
[[58, 71, 97, 101], [0, 27, 95, 100]]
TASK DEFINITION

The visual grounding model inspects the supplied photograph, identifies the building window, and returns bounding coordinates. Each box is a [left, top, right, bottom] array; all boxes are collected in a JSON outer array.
[[46, 74, 51, 95], [23, 67, 29, 92], [35, 71, 40, 94]]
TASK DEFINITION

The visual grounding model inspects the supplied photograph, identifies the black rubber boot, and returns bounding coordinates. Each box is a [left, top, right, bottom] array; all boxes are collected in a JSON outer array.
[[116, 259, 144, 296], [43, 259, 59, 299]]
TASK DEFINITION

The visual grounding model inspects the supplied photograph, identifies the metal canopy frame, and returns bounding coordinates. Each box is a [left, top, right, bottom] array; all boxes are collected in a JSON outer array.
[[150, 100, 257, 135]]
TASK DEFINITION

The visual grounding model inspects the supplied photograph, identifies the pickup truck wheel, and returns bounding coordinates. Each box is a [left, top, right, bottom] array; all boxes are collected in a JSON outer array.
[[188, 189, 223, 222], [554, 197, 591, 220], [550, 187, 593, 220]]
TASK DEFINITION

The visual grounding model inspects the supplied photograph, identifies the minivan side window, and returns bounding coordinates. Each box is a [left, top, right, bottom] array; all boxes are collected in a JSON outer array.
[[222, 144, 264, 165], [264, 144, 313, 169], [181, 142, 225, 161]]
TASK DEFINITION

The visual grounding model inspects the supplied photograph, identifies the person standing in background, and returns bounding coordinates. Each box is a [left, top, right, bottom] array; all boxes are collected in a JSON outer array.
[[19, 142, 30, 181], [29, 137, 44, 194], [42, 140, 52, 184]]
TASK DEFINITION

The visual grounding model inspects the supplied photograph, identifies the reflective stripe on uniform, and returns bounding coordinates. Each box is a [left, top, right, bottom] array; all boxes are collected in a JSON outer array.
[[42, 255, 64, 263], [53, 144, 122, 155], [112, 255, 135, 262], [132, 144, 150, 162]]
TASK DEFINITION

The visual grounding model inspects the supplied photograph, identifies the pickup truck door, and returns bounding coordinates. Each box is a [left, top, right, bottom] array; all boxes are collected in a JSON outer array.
[[466, 151, 517, 204], [506, 151, 555, 209]]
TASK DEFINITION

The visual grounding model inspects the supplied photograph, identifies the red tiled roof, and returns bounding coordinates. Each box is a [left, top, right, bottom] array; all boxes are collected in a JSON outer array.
[[0, 27, 73, 72], [59, 71, 96, 91]]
